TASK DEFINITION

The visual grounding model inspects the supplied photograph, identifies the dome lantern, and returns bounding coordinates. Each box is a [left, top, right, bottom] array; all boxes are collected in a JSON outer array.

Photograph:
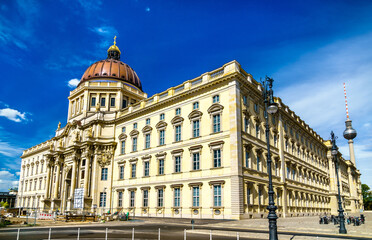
[[107, 36, 121, 60]]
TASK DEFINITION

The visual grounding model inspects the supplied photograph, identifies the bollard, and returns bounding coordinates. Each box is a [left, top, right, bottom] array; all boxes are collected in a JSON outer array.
[[132, 228, 134, 240], [105, 228, 108, 240], [158, 228, 161, 240], [237, 232, 239, 240], [210, 230, 212, 240], [184, 229, 186, 240], [77, 228, 80, 240], [48, 228, 51, 240], [16, 228, 20, 240]]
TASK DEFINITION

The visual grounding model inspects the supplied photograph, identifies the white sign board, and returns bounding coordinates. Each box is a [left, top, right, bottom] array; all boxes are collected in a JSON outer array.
[[73, 188, 84, 209]]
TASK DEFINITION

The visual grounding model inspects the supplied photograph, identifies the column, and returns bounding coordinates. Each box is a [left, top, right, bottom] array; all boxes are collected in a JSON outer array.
[[53, 161, 61, 199], [91, 151, 99, 206], [45, 160, 52, 199], [84, 155, 91, 197], [70, 158, 77, 200]]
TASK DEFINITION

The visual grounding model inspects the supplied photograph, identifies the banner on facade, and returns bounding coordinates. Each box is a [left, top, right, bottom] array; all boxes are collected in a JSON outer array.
[[73, 188, 84, 209]]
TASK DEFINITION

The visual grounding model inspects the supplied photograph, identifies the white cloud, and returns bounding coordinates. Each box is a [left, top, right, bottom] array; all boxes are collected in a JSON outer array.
[[91, 26, 118, 49], [0, 108, 27, 122], [0, 140, 24, 157], [145, 7, 151, 12], [68, 78, 80, 88], [0, 170, 18, 191]]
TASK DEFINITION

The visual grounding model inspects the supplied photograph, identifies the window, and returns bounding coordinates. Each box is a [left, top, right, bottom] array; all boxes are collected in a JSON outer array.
[[159, 130, 165, 145], [101, 97, 106, 106], [273, 135, 277, 147], [255, 124, 260, 138], [122, 99, 127, 108], [158, 159, 164, 175], [119, 166, 124, 180], [120, 141, 125, 154], [285, 140, 289, 151], [175, 108, 181, 115], [192, 120, 200, 138], [243, 95, 247, 105], [275, 162, 279, 176], [99, 192, 106, 207], [35, 164, 38, 174], [144, 161, 150, 177], [258, 188, 262, 205], [146, 118, 150, 125], [34, 179, 37, 190], [91, 97, 96, 107], [143, 189, 148, 207], [287, 166, 290, 179], [101, 168, 108, 180], [193, 102, 199, 110], [257, 155, 260, 171], [158, 189, 164, 207], [145, 134, 151, 149], [292, 169, 296, 180], [210, 185, 222, 209], [192, 186, 200, 207], [118, 192, 123, 207], [122, 127, 126, 133], [175, 156, 181, 173], [247, 187, 251, 205], [244, 117, 250, 132], [245, 150, 250, 168], [39, 179, 42, 190], [133, 123, 137, 129], [277, 192, 281, 206], [213, 95, 219, 103], [192, 152, 200, 170], [254, 103, 259, 113], [131, 164, 136, 178], [175, 125, 182, 142], [130, 191, 135, 207], [213, 149, 221, 168], [213, 114, 221, 133], [174, 188, 180, 207], [160, 113, 165, 120], [110, 97, 115, 107], [132, 137, 137, 152], [41, 163, 43, 173]]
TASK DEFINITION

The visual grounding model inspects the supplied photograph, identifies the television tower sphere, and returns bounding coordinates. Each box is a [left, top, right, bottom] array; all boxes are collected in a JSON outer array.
[[343, 119, 357, 140]]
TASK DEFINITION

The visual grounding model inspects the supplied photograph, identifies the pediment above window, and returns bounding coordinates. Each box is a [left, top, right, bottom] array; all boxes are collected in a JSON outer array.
[[118, 133, 127, 140], [155, 121, 168, 129], [171, 116, 184, 125], [142, 125, 153, 134], [188, 110, 203, 120], [129, 129, 139, 137], [207, 103, 224, 114]]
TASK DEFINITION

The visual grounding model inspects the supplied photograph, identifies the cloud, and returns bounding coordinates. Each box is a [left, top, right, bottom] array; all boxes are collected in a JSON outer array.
[[0, 170, 19, 191], [0, 108, 27, 122], [145, 7, 151, 12], [91, 26, 118, 49], [78, 0, 102, 11], [68, 78, 80, 88], [0, 140, 24, 157]]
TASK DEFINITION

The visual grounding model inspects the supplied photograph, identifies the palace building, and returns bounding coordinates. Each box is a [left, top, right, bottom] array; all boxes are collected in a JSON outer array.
[[17, 40, 363, 219]]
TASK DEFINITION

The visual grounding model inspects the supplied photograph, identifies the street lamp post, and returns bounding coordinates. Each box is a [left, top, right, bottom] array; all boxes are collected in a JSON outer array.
[[330, 131, 347, 234], [262, 76, 279, 240]]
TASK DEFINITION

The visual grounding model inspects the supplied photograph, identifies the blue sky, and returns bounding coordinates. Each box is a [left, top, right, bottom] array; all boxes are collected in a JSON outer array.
[[0, 0, 372, 191]]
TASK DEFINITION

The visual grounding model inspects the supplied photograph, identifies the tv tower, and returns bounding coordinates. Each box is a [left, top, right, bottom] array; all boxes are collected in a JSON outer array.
[[342, 83, 357, 166]]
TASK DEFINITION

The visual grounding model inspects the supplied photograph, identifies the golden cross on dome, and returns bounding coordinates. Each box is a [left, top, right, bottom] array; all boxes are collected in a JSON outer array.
[[114, 36, 117, 46]]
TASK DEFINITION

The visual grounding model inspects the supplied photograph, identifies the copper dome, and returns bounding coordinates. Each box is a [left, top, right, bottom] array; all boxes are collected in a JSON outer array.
[[79, 59, 142, 90]]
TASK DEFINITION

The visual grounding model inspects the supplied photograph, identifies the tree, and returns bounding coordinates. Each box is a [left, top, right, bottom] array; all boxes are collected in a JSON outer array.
[[362, 184, 372, 210], [0, 201, 9, 209]]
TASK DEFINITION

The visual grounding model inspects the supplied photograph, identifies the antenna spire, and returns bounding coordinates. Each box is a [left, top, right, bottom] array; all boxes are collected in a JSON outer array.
[[343, 82, 349, 120]]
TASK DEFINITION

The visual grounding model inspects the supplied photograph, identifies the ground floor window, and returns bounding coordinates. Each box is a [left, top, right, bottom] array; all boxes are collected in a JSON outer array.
[[100, 192, 107, 207]]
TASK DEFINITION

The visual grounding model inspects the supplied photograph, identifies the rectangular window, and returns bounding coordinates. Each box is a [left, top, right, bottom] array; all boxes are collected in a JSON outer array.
[[110, 97, 115, 107], [213, 149, 221, 168], [101, 168, 108, 180], [101, 97, 106, 106], [254, 103, 259, 112], [91, 97, 96, 107], [193, 120, 200, 138], [118, 192, 123, 207], [160, 113, 165, 120], [175, 125, 181, 142], [158, 189, 164, 207], [213, 185, 222, 207], [287, 167, 290, 179], [175, 156, 181, 173], [158, 159, 164, 175], [292, 169, 296, 180], [192, 152, 200, 170], [143, 189, 148, 207], [192, 186, 200, 207], [120, 140, 125, 154], [193, 102, 199, 110], [99, 192, 106, 207], [145, 134, 151, 149], [131, 164, 136, 178], [41, 163, 43, 173], [130, 191, 135, 207], [144, 161, 150, 177], [213, 95, 219, 103], [133, 123, 137, 129], [132, 137, 137, 152], [247, 187, 251, 205], [159, 130, 165, 145], [146, 118, 150, 125], [273, 135, 277, 147], [245, 150, 250, 168], [174, 188, 180, 207], [257, 156, 260, 171], [243, 95, 248, 105], [122, 99, 127, 108], [256, 124, 260, 138], [175, 108, 181, 115], [122, 127, 126, 133], [244, 117, 249, 132], [39, 179, 42, 190], [119, 166, 124, 180], [213, 114, 221, 133], [258, 188, 262, 205]]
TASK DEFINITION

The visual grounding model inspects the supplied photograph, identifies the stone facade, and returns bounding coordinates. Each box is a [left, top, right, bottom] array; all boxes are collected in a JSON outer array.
[[17, 45, 363, 219]]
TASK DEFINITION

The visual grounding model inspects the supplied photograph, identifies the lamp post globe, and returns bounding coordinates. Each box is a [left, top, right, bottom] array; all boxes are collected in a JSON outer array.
[[267, 103, 278, 114]]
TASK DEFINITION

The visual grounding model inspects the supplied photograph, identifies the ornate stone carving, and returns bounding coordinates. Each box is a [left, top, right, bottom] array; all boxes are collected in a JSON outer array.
[[85, 126, 93, 138], [97, 147, 113, 167]]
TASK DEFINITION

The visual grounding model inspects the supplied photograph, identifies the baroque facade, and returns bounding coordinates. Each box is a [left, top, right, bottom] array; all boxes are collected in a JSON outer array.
[[17, 41, 363, 219]]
